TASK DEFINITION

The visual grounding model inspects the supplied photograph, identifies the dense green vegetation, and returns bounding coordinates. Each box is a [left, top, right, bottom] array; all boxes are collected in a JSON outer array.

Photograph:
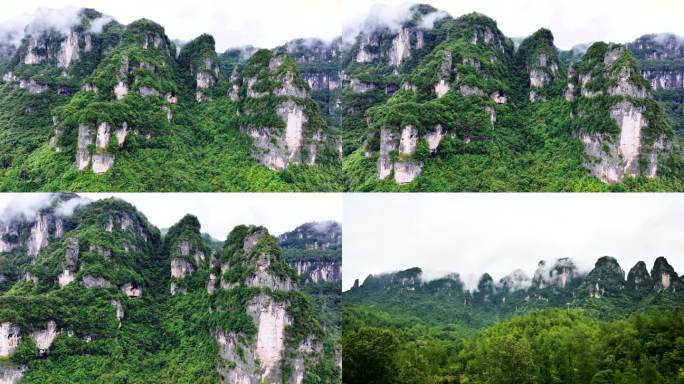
[[0, 197, 340, 383], [343, 307, 684, 384], [2, 5, 684, 191], [0, 9, 340, 192], [340, 7, 684, 191], [343, 262, 684, 383]]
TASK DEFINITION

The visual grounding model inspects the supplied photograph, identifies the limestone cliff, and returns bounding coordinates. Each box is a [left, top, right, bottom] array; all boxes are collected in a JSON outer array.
[[279, 221, 341, 284], [571, 42, 673, 183], [212, 225, 324, 383], [232, 49, 338, 171]]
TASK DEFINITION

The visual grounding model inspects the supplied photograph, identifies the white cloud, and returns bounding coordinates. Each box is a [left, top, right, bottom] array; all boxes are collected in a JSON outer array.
[[78, 193, 342, 241], [0, 193, 54, 223], [1, 1, 681, 52], [343, 0, 684, 50], [0, 193, 341, 242], [54, 196, 91, 216], [0, 193, 92, 222], [343, 194, 684, 290], [0, 0, 344, 51], [87, 14, 112, 33]]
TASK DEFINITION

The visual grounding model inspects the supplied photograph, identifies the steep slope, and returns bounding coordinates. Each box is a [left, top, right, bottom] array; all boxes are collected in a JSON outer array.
[[0, 193, 80, 291], [627, 33, 684, 137], [0, 198, 340, 383], [341, 5, 684, 191], [279, 221, 342, 284], [0, 9, 341, 191], [229, 49, 341, 175], [570, 42, 676, 184], [276, 38, 345, 131], [340, 4, 450, 155], [0, 198, 164, 383], [279, 221, 342, 372]]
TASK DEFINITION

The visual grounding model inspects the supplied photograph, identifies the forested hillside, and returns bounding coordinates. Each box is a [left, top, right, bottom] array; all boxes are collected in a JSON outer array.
[[2, 5, 684, 191], [339, 5, 684, 191], [343, 258, 684, 383], [0, 9, 341, 192], [0, 195, 341, 383]]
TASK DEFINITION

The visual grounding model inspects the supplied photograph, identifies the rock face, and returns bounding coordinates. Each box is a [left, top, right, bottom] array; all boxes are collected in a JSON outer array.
[[170, 258, 195, 279], [58, 237, 80, 287], [234, 50, 333, 171], [31, 321, 59, 356], [574, 43, 670, 184], [627, 261, 652, 291], [1, 205, 66, 260], [375, 127, 423, 184], [245, 101, 308, 171], [18, 79, 49, 94], [628, 34, 684, 87], [76, 124, 94, 171], [250, 295, 291, 381], [651, 256, 681, 292], [586, 256, 625, 298], [553, 258, 578, 288], [243, 101, 309, 171], [281, 101, 307, 164], [517, 29, 560, 102], [459, 85, 485, 97], [531, 258, 579, 289], [75, 121, 120, 173], [215, 295, 318, 384], [389, 28, 412, 68], [111, 300, 124, 328], [642, 70, 684, 90], [0, 323, 20, 357], [245, 237, 293, 291], [81, 275, 113, 288], [214, 226, 320, 384], [58, 31, 80, 69], [114, 81, 128, 100], [278, 221, 342, 253], [121, 283, 142, 297], [291, 261, 340, 283], [0, 365, 25, 384], [27, 212, 50, 257]]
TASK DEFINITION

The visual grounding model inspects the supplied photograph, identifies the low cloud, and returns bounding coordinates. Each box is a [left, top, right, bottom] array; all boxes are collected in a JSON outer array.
[[0, 193, 90, 223], [88, 15, 113, 34], [311, 220, 340, 234], [54, 196, 91, 216], [0, 7, 114, 48], [342, 3, 449, 43]]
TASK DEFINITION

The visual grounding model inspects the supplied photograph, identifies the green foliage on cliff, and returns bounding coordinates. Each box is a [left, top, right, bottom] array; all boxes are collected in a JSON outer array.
[[0, 198, 340, 383], [0, 12, 341, 191], [341, 10, 684, 191]]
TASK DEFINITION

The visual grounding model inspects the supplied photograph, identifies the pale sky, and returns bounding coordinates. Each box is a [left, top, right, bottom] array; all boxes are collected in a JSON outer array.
[[0, 193, 342, 240], [343, 194, 684, 290], [1, 1, 683, 51]]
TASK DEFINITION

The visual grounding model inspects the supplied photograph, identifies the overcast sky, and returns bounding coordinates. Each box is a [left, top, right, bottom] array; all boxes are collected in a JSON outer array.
[[0, 193, 341, 240], [2, 0, 682, 51], [343, 194, 684, 291]]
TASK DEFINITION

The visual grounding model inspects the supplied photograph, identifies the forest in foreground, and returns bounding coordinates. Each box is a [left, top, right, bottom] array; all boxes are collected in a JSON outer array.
[[343, 261, 684, 384], [343, 307, 684, 384]]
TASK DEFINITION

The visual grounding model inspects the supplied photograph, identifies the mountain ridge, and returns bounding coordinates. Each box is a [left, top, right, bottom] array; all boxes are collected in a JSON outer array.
[[0, 195, 341, 383]]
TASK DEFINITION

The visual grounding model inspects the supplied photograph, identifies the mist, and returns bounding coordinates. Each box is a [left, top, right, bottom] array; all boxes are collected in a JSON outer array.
[[0, 6, 113, 48], [342, 3, 446, 43], [0, 193, 91, 223], [343, 194, 684, 291]]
